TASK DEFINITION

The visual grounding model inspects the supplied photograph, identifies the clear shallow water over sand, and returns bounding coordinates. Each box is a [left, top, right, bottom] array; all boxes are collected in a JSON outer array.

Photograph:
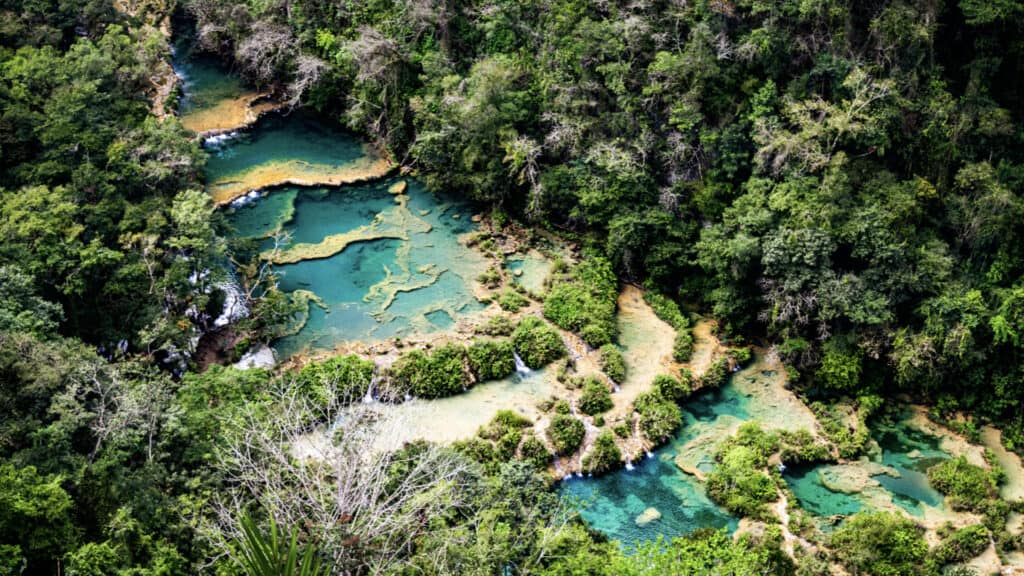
[[784, 412, 951, 523], [224, 176, 487, 357]]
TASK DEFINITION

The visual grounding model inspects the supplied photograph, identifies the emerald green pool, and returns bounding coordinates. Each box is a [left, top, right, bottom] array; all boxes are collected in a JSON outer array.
[[174, 50, 244, 115], [219, 134, 487, 357], [558, 372, 760, 546], [783, 412, 952, 522]]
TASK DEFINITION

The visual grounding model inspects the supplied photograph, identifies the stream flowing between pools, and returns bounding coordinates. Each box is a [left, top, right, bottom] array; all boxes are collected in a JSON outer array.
[[182, 49, 968, 550]]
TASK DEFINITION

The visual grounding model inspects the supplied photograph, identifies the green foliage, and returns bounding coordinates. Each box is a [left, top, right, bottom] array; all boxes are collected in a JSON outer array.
[[558, 529, 792, 575], [672, 331, 695, 363], [637, 397, 682, 444], [643, 291, 697, 363], [730, 347, 753, 368], [236, 514, 324, 576], [546, 415, 585, 455], [700, 357, 732, 389], [0, 464, 74, 571], [598, 344, 626, 383], [498, 289, 529, 312], [390, 344, 469, 398], [928, 456, 998, 511], [477, 266, 502, 289], [543, 258, 618, 348], [512, 316, 566, 369], [582, 431, 622, 475], [831, 512, 928, 576], [476, 315, 515, 336], [466, 339, 516, 381], [928, 524, 990, 571], [519, 433, 552, 470], [578, 379, 613, 415], [653, 373, 691, 403], [705, 426, 780, 519], [293, 354, 375, 407], [815, 338, 864, 392]]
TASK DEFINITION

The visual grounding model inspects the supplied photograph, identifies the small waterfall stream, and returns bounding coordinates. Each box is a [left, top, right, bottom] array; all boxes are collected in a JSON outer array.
[[513, 352, 531, 374]]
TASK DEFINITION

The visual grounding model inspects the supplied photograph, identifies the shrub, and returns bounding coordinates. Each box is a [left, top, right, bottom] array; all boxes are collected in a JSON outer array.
[[519, 433, 552, 470], [815, 337, 863, 392], [583, 431, 622, 474], [701, 357, 731, 388], [543, 257, 618, 348], [653, 374, 690, 402], [512, 316, 566, 369], [928, 456, 997, 511], [294, 354, 375, 407], [730, 347, 753, 367], [578, 379, 613, 415], [613, 424, 631, 438], [554, 400, 571, 415], [598, 344, 626, 383], [479, 409, 533, 441], [477, 266, 502, 288], [476, 315, 515, 336], [467, 339, 515, 381], [390, 344, 468, 398], [831, 512, 927, 576], [639, 400, 682, 443], [452, 437, 500, 471], [706, 444, 777, 519], [633, 390, 665, 414], [929, 524, 990, 570], [498, 289, 529, 312], [673, 331, 694, 362], [644, 290, 689, 330], [547, 415, 585, 455], [778, 429, 832, 464]]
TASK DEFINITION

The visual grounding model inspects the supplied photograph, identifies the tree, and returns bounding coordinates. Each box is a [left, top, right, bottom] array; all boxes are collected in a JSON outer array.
[[831, 512, 927, 576]]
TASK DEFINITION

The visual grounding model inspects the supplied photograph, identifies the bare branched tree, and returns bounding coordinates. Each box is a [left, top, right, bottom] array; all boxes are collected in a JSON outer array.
[[286, 54, 329, 108], [205, 377, 478, 573], [236, 21, 297, 85]]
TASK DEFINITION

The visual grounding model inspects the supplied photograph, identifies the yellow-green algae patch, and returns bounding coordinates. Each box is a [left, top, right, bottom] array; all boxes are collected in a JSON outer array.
[[364, 241, 446, 315], [261, 194, 432, 264], [208, 150, 394, 206], [181, 93, 280, 136], [277, 289, 328, 338]]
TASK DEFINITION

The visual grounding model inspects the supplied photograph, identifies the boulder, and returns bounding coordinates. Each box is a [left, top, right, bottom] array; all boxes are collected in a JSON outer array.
[[635, 507, 662, 526]]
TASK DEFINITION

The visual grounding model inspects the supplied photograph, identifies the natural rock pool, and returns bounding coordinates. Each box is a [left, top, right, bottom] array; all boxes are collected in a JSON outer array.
[[181, 51, 1024, 564]]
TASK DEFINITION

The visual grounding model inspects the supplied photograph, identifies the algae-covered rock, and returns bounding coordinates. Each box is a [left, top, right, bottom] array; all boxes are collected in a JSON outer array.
[[635, 507, 662, 526], [817, 460, 899, 494], [388, 180, 408, 194]]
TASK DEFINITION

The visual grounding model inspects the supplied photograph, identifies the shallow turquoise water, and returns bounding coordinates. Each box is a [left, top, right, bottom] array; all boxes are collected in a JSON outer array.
[[783, 464, 864, 518], [204, 111, 368, 183], [224, 175, 487, 356], [174, 50, 244, 114], [559, 380, 751, 546], [559, 448, 737, 548], [872, 417, 949, 515], [784, 412, 951, 521]]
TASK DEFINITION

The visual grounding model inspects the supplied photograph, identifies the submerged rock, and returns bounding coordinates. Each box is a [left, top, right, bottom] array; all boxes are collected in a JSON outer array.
[[635, 507, 662, 526], [388, 180, 408, 194], [817, 460, 899, 494]]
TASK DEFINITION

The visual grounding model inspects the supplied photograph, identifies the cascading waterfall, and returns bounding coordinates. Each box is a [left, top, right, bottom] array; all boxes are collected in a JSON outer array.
[[213, 275, 249, 328], [363, 369, 378, 404], [513, 351, 531, 374]]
